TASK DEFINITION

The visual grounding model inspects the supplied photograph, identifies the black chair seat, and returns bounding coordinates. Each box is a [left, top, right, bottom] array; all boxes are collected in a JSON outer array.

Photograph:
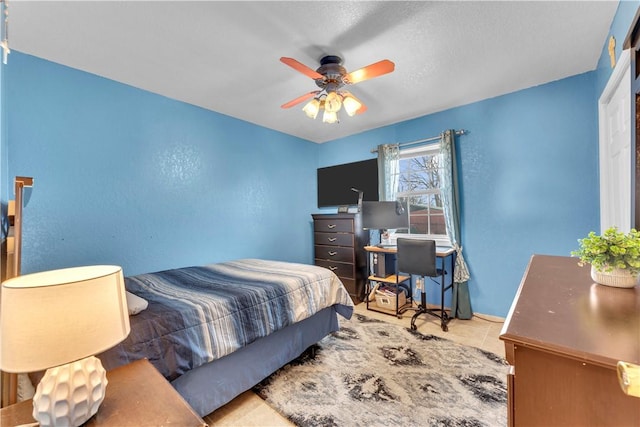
[[397, 238, 451, 332]]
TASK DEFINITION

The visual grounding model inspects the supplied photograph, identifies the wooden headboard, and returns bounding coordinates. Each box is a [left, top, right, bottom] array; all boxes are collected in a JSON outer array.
[[1, 176, 33, 408]]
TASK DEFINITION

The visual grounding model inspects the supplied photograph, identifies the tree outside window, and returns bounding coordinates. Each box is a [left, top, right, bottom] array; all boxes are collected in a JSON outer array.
[[395, 145, 447, 239]]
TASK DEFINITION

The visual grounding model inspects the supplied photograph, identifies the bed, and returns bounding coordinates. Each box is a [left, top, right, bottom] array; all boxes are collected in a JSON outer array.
[[95, 258, 354, 416]]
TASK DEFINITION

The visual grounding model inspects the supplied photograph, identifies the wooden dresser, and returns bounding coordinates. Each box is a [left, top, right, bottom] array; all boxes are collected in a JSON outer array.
[[500, 255, 640, 427], [312, 213, 368, 303]]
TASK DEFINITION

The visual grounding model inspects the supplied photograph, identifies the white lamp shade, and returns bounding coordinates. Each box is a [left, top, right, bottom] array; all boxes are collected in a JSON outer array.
[[324, 91, 342, 113], [343, 96, 362, 116], [302, 98, 320, 119], [322, 110, 338, 124], [0, 265, 130, 373]]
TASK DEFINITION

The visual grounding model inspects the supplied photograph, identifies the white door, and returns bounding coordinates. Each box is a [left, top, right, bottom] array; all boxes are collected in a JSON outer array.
[[599, 49, 632, 233]]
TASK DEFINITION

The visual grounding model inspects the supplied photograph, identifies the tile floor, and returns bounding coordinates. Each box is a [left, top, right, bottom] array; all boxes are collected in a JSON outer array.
[[203, 301, 506, 426]]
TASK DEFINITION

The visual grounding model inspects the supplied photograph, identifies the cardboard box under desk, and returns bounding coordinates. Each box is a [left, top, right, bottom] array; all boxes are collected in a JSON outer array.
[[375, 288, 407, 310]]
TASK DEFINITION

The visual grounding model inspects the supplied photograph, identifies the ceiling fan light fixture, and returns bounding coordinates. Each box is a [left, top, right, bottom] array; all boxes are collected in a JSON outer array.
[[322, 110, 338, 124], [280, 55, 394, 125], [324, 91, 342, 113], [343, 95, 362, 117], [302, 98, 320, 119]]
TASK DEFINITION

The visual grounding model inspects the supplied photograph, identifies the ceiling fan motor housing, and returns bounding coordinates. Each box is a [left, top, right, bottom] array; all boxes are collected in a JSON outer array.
[[315, 55, 346, 90]]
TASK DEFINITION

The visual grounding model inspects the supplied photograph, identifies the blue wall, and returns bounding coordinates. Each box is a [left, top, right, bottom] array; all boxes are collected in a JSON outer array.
[[6, 53, 319, 276], [317, 72, 600, 317], [312, 2, 640, 317], [3, 1, 639, 317]]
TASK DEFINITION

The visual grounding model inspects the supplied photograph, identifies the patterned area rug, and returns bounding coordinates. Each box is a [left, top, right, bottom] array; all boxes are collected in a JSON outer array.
[[253, 313, 508, 427]]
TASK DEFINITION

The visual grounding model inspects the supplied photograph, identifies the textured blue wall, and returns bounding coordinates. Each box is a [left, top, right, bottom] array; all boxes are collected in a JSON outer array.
[[314, 1, 640, 317], [7, 52, 318, 276], [318, 73, 599, 317]]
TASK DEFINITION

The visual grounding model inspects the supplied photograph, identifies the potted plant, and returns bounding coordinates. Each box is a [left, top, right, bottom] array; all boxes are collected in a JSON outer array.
[[571, 227, 640, 288]]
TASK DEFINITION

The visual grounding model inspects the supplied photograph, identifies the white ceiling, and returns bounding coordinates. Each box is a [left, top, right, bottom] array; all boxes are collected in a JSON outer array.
[[9, 1, 619, 143]]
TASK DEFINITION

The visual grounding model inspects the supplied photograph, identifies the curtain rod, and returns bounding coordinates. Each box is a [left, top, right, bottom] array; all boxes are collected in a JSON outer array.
[[370, 129, 466, 153]]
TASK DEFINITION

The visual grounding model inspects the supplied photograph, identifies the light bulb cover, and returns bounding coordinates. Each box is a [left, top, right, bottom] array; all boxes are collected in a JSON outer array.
[[323, 110, 338, 124], [324, 91, 342, 113], [343, 96, 362, 117], [302, 98, 320, 119]]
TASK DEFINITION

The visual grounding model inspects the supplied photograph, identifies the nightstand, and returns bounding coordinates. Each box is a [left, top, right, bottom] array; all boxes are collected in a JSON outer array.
[[1, 358, 207, 427]]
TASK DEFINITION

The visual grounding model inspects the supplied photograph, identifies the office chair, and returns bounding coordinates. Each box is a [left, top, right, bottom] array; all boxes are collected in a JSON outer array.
[[397, 238, 452, 332]]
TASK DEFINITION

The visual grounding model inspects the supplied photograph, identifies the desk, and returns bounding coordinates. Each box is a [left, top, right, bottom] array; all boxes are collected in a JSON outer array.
[[0, 359, 207, 427], [364, 245, 455, 330]]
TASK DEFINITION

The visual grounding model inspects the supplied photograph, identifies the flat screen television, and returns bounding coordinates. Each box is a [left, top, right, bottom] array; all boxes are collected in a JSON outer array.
[[317, 159, 379, 208], [361, 201, 409, 230]]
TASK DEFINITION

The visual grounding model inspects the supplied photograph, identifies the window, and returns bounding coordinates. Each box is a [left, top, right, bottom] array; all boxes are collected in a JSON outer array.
[[393, 144, 449, 242]]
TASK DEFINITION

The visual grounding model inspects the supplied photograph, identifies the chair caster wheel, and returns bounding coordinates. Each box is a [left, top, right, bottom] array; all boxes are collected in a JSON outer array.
[[411, 323, 417, 331], [441, 324, 448, 332]]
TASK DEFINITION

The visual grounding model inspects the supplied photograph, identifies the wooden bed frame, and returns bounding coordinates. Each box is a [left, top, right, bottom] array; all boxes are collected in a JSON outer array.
[[1, 176, 33, 408]]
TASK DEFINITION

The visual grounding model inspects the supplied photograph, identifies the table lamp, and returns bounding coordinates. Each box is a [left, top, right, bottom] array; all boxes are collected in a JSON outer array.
[[0, 265, 130, 427]]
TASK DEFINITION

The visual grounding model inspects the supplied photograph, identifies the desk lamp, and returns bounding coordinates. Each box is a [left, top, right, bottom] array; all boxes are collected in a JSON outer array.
[[0, 265, 130, 427]]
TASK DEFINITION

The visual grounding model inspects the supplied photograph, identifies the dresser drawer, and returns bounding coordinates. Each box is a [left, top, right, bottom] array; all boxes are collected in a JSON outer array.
[[314, 245, 354, 263], [315, 260, 355, 279], [313, 219, 354, 233], [311, 213, 366, 303], [314, 232, 354, 247]]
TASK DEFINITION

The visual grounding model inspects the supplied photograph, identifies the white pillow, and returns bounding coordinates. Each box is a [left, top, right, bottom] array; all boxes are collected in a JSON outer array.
[[126, 291, 148, 315]]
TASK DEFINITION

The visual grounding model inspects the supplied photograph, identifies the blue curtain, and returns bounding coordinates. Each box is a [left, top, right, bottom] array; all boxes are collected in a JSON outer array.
[[377, 143, 400, 201], [439, 130, 473, 319], [374, 143, 400, 246]]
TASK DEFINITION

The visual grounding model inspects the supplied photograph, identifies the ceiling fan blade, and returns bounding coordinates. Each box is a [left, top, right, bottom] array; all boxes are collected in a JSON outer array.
[[344, 59, 395, 85], [355, 102, 367, 115], [280, 57, 324, 80], [281, 91, 319, 109]]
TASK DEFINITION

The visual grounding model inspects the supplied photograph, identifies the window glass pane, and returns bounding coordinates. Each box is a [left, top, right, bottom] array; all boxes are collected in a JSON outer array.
[[399, 157, 441, 192], [395, 145, 447, 239], [408, 194, 429, 208], [429, 194, 443, 208], [430, 215, 447, 235], [409, 220, 428, 235]]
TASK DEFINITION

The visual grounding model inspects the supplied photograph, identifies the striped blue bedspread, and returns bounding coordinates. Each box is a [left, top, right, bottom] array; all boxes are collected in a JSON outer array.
[[119, 259, 354, 377]]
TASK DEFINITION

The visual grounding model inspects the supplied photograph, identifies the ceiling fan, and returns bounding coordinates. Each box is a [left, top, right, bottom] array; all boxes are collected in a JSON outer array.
[[280, 55, 395, 123]]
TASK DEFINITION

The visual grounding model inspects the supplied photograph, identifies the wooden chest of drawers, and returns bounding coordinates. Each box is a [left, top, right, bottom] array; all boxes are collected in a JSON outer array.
[[312, 213, 368, 303], [500, 255, 640, 426]]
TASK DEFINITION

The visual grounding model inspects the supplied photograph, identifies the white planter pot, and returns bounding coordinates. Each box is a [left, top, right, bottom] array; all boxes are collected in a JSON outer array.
[[591, 266, 639, 288]]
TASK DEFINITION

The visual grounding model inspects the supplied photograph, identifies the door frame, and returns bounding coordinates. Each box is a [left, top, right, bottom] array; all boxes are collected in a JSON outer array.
[[598, 48, 631, 232]]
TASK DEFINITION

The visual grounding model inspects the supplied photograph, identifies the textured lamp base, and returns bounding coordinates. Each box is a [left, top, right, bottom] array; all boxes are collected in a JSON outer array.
[[32, 356, 108, 427]]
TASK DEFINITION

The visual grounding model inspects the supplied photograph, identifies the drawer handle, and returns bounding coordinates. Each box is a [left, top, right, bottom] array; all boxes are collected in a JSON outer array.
[[329, 266, 339, 271], [328, 251, 338, 256], [327, 224, 337, 229], [328, 237, 337, 242]]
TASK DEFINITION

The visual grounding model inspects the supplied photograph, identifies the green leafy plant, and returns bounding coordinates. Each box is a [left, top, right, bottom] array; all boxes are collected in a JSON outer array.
[[571, 227, 640, 274]]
